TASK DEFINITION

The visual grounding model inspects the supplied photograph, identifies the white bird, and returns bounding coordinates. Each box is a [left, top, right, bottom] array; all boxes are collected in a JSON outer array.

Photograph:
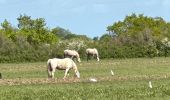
[[149, 81, 152, 88], [111, 70, 114, 75], [89, 78, 97, 82]]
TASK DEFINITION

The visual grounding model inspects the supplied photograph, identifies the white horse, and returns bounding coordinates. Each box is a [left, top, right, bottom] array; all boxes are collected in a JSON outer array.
[[47, 58, 80, 79], [86, 48, 99, 61], [64, 49, 81, 62]]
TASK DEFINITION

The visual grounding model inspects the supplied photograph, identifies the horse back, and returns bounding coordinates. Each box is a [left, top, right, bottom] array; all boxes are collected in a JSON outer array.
[[86, 48, 97, 54], [64, 58, 77, 69]]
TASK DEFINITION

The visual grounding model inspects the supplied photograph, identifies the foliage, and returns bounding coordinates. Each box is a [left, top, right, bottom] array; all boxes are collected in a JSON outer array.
[[17, 14, 58, 45], [104, 13, 170, 58], [0, 14, 170, 62]]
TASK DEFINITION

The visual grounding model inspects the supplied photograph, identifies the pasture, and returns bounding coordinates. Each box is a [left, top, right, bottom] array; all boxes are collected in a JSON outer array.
[[0, 57, 170, 100]]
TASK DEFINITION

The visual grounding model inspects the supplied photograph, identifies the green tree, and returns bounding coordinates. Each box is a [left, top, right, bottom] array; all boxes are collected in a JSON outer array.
[[1, 19, 15, 39], [17, 14, 58, 44], [51, 27, 72, 39]]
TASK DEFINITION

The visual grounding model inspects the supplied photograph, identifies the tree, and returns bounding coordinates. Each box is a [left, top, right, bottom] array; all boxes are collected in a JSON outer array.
[[17, 14, 58, 44], [100, 34, 112, 42], [93, 36, 99, 41], [1, 19, 15, 39], [51, 27, 72, 39], [107, 14, 170, 44], [17, 14, 33, 30]]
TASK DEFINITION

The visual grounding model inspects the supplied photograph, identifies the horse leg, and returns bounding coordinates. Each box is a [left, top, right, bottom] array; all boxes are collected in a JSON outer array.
[[93, 54, 95, 60], [47, 61, 53, 78], [0, 73, 2, 79], [95, 54, 99, 61], [63, 68, 70, 79], [66, 68, 70, 77], [47, 70, 52, 78], [51, 68, 56, 79], [71, 56, 74, 60], [87, 54, 89, 61]]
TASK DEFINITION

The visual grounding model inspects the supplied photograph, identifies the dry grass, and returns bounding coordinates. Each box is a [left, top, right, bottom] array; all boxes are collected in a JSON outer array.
[[1, 73, 170, 85]]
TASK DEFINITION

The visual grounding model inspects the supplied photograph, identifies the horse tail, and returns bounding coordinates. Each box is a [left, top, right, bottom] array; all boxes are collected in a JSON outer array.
[[47, 59, 52, 78]]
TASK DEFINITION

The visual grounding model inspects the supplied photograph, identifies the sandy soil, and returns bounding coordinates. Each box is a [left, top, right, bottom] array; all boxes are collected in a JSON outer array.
[[0, 73, 170, 86]]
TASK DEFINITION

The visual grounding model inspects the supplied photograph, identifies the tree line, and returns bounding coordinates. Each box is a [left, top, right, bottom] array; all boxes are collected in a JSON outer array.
[[0, 14, 169, 62]]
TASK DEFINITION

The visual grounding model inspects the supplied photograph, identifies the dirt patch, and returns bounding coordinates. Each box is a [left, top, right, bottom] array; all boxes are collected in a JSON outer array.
[[1, 73, 170, 86], [0, 77, 82, 86]]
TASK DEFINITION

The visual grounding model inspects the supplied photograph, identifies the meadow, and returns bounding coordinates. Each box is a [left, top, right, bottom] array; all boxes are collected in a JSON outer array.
[[0, 57, 170, 100]]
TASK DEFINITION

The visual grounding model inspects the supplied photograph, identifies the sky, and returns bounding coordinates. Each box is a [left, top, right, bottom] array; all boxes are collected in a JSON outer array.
[[0, 0, 170, 38]]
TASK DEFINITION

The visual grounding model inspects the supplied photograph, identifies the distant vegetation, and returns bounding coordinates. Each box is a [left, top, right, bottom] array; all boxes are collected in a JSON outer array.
[[0, 13, 170, 62]]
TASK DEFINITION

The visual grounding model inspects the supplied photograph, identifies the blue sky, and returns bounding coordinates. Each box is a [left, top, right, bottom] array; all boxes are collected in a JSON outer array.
[[0, 0, 170, 38]]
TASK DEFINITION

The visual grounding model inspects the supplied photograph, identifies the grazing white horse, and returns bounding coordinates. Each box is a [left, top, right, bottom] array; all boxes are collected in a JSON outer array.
[[86, 48, 99, 61], [47, 58, 80, 79], [64, 49, 81, 62]]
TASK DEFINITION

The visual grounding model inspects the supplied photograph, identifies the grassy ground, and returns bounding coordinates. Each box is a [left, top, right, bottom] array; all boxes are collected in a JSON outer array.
[[0, 57, 170, 100]]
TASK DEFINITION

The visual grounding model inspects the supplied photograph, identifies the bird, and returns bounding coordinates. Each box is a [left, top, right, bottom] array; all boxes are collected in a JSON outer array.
[[89, 78, 97, 82], [149, 81, 152, 88], [111, 70, 114, 76]]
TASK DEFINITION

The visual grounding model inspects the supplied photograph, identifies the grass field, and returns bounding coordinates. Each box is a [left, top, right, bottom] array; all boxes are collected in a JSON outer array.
[[0, 57, 170, 100]]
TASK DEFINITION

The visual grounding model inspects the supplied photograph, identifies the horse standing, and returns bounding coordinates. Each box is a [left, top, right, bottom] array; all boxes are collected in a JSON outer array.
[[86, 48, 99, 61], [47, 58, 80, 79], [64, 49, 81, 62]]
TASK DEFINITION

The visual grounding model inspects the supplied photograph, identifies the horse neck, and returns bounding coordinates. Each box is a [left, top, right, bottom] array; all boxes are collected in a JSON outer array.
[[96, 52, 99, 56], [74, 52, 79, 57]]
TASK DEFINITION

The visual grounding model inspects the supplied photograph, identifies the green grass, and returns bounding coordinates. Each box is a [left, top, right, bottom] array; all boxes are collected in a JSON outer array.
[[1, 57, 170, 100]]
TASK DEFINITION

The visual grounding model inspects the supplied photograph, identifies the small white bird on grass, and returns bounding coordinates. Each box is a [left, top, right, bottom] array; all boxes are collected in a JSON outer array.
[[111, 70, 114, 76], [149, 81, 152, 88], [89, 78, 97, 82]]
